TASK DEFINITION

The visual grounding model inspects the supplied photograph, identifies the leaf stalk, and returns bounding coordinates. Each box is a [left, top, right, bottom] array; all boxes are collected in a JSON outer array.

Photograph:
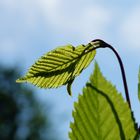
[[87, 40, 132, 110]]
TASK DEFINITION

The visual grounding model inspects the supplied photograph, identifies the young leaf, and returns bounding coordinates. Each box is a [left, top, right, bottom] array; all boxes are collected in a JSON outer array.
[[69, 62, 137, 140], [16, 43, 96, 94], [138, 67, 140, 102]]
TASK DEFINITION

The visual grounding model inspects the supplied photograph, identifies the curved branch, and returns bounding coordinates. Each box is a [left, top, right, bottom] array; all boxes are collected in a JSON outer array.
[[85, 41, 131, 109], [107, 45, 131, 109]]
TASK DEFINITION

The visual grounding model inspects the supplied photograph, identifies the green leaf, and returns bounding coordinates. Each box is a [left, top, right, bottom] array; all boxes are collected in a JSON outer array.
[[138, 67, 140, 102], [69, 62, 138, 140], [16, 43, 96, 92]]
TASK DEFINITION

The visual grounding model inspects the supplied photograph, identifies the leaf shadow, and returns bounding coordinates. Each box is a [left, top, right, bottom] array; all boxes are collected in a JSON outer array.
[[32, 62, 76, 77], [30, 46, 89, 80], [31, 57, 82, 84], [86, 83, 126, 140]]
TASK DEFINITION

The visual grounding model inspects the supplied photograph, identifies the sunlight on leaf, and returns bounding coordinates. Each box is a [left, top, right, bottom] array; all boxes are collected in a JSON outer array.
[[16, 43, 96, 95], [69, 62, 138, 140]]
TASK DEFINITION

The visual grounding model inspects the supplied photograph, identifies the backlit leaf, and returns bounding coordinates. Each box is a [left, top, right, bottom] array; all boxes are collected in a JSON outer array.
[[69, 62, 138, 140], [16, 43, 96, 94]]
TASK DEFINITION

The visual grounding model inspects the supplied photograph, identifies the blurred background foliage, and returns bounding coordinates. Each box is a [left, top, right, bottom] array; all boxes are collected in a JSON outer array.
[[0, 65, 59, 140]]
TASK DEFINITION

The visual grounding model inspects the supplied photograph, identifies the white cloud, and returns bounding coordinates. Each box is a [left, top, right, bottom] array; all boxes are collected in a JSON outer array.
[[0, 0, 40, 29], [0, 0, 112, 42], [0, 0, 39, 59], [38, 0, 112, 41], [119, 6, 140, 49], [0, 0, 112, 62], [0, 0, 16, 8]]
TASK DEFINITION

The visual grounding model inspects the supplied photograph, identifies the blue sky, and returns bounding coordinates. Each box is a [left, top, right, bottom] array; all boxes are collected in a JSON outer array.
[[0, 0, 140, 139]]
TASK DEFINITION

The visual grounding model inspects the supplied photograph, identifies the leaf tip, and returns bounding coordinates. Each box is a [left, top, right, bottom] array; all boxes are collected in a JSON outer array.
[[67, 78, 75, 96], [16, 77, 27, 83], [67, 86, 72, 96]]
